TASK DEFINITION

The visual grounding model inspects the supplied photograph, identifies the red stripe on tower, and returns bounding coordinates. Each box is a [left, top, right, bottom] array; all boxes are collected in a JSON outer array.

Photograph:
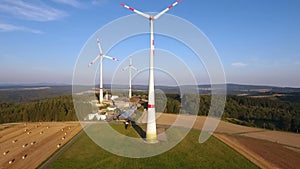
[[178, 0, 182, 3], [120, 3, 125, 7], [148, 104, 155, 108], [152, 40, 154, 46], [129, 7, 134, 11], [168, 5, 174, 9]]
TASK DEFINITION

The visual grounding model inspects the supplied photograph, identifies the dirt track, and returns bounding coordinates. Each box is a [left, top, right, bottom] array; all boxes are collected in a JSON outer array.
[[0, 122, 82, 169], [155, 114, 300, 169]]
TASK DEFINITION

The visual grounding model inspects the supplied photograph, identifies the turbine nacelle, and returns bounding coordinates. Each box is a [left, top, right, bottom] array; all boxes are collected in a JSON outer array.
[[123, 56, 138, 99], [120, 0, 182, 20], [120, 1, 182, 143], [88, 37, 119, 103], [123, 56, 137, 71], [88, 37, 119, 67]]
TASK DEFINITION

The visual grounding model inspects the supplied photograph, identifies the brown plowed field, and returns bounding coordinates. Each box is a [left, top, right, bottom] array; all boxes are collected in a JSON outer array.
[[215, 134, 300, 169], [155, 114, 300, 169], [0, 122, 82, 169]]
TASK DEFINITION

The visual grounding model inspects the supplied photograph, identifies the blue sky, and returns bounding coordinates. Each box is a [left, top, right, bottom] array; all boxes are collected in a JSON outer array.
[[0, 0, 300, 87]]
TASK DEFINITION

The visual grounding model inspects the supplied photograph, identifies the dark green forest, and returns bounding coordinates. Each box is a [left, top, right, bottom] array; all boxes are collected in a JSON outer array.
[[1, 93, 300, 133], [164, 94, 300, 132], [0, 86, 71, 103], [0, 95, 76, 123]]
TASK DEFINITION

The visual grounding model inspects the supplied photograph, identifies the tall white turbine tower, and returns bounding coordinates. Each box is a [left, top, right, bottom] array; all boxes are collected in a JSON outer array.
[[123, 56, 137, 99], [89, 37, 119, 104], [120, 0, 182, 143]]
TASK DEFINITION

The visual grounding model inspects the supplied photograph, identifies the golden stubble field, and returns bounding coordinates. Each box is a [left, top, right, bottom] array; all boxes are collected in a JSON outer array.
[[0, 122, 82, 169], [1, 114, 300, 169]]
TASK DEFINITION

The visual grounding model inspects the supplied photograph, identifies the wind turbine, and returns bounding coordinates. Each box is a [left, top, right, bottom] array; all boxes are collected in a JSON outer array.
[[120, 0, 182, 143], [123, 56, 137, 99], [89, 37, 119, 104]]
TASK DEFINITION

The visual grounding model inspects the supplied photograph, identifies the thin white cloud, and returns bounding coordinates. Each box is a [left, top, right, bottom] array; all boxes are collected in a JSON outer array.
[[0, 0, 66, 22], [92, 0, 109, 6], [52, 0, 81, 8], [0, 23, 43, 34], [231, 62, 247, 68]]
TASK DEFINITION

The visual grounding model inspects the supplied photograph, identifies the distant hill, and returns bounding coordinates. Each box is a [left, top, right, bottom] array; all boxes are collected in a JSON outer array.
[[0, 85, 72, 103], [226, 83, 300, 94], [1, 83, 300, 103], [131, 83, 300, 95]]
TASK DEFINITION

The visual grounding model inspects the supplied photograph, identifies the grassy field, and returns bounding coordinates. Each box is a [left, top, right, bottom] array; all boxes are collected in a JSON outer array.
[[46, 124, 258, 169]]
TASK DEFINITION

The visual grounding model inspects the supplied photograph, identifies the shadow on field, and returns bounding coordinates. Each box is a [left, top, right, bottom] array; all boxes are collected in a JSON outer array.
[[131, 121, 146, 139]]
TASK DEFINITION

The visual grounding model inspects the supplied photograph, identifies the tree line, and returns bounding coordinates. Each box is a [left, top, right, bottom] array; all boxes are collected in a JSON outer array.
[[1, 93, 300, 133], [0, 95, 77, 123], [163, 94, 300, 132]]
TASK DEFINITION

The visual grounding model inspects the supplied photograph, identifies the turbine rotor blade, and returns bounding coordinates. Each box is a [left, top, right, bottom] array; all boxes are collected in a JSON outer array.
[[97, 37, 103, 55], [131, 66, 137, 71], [154, 0, 182, 20], [120, 3, 151, 19], [103, 55, 119, 61], [123, 66, 129, 71], [89, 55, 100, 67]]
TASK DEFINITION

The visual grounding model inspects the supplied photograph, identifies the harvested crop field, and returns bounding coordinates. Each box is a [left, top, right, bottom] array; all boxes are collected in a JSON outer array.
[[155, 114, 300, 169], [1, 114, 300, 169], [216, 134, 300, 169], [0, 122, 82, 169]]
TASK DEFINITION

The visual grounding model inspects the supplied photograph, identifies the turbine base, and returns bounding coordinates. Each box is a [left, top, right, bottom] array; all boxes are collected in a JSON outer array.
[[146, 133, 158, 144]]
